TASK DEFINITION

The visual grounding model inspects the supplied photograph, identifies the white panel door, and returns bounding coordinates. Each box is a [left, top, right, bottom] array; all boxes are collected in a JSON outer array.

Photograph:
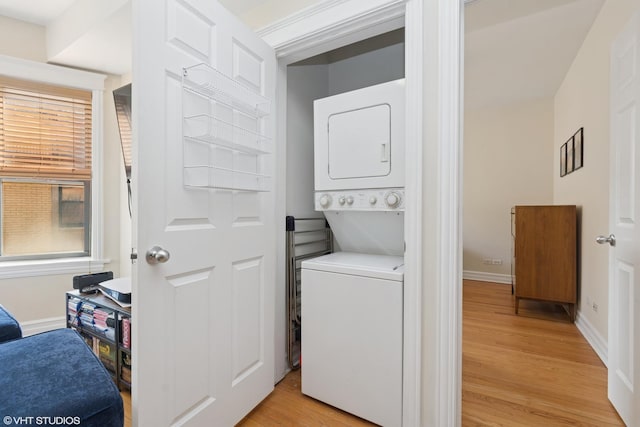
[[132, 0, 275, 425], [607, 11, 640, 426]]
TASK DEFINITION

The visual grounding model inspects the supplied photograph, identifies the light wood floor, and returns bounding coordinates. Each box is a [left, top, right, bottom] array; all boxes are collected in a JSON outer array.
[[237, 369, 375, 427], [123, 280, 623, 426], [122, 389, 131, 427], [462, 280, 622, 426]]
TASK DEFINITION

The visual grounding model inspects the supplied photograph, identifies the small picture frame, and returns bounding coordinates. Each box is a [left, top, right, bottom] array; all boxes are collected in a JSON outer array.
[[567, 136, 574, 174], [560, 127, 584, 177], [573, 127, 583, 170]]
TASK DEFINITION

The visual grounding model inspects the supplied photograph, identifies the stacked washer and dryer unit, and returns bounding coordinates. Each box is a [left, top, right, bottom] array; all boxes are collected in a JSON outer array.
[[301, 79, 405, 427]]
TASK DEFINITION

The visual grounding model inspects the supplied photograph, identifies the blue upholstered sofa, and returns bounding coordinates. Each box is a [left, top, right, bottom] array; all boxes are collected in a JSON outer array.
[[0, 304, 124, 427]]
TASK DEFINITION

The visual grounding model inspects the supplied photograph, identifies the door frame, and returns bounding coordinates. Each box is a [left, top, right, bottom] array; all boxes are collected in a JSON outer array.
[[259, 0, 463, 425]]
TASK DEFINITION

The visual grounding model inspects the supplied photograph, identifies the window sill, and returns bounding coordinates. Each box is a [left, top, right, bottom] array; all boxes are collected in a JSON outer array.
[[0, 257, 110, 280]]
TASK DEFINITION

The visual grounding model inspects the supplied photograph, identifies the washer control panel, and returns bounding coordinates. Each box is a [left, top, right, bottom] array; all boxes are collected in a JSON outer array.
[[315, 188, 405, 211]]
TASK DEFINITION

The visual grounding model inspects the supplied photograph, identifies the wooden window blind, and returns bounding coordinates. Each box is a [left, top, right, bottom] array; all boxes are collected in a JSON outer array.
[[0, 76, 92, 180]]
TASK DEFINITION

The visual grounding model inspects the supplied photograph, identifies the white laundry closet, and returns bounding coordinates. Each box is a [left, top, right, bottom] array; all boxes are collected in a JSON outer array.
[[282, 28, 406, 426]]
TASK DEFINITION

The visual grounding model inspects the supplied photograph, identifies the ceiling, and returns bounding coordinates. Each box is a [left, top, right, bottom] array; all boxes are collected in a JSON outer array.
[[465, 0, 604, 109], [0, 0, 75, 26], [0, 0, 605, 109], [0, 0, 266, 26]]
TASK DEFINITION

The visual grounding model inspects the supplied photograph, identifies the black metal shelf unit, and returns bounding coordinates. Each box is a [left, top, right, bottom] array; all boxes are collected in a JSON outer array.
[[66, 290, 132, 390]]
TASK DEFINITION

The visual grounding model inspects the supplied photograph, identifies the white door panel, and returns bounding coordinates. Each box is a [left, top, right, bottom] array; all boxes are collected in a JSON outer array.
[[133, 0, 275, 425], [328, 104, 391, 179], [608, 11, 640, 426]]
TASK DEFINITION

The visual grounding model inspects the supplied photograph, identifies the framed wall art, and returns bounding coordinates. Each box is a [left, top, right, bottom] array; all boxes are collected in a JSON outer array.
[[560, 127, 584, 177], [573, 127, 583, 171]]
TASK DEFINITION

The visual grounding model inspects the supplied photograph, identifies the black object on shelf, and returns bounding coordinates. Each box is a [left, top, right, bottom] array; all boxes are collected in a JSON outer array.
[[73, 271, 114, 293]]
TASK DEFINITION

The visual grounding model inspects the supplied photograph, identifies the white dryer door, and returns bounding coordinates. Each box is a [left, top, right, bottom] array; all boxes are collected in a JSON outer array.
[[314, 79, 405, 191], [328, 104, 391, 179]]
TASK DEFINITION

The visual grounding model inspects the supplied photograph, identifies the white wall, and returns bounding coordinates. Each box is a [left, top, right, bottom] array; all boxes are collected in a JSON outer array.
[[235, 0, 325, 30], [104, 76, 130, 279], [328, 42, 404, 96], [286, 63, 328, 217], [0, 17, 124, 327], [553, 0, 640, 344], [275, 62, 329, 380], [463, 98, 554, 280], [115, 75, 133, 279], [0, 16, 46, 62]]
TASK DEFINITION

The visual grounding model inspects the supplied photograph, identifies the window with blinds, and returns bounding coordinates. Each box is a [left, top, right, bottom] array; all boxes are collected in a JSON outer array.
[[0, 77, 92, 259]]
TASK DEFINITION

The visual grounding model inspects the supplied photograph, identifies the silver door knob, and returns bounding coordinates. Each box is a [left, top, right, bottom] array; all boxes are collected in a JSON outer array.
[[146, 246, 171, 264], [596, 234, 616, 247]]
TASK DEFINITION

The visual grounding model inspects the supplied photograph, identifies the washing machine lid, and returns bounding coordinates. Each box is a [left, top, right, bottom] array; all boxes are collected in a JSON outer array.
[[301, 252, 404, 281]]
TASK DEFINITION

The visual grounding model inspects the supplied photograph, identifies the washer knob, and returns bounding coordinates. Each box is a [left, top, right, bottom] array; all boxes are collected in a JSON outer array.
[[346, 196, 354, 205], [338, 196, 346, 205], [319, 194, 332, 208], [369, 196, 378, 205], [385, 192, 401, 208]]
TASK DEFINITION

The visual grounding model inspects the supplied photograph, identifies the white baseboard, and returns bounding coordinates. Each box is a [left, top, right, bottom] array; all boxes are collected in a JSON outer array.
[[463, 270, 512, 285], [575, 310, 608, 367], [20, 316, 66, 337]]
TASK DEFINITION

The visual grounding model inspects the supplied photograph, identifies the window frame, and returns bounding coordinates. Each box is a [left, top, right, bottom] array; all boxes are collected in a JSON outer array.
[[0, 54, 106, 278]]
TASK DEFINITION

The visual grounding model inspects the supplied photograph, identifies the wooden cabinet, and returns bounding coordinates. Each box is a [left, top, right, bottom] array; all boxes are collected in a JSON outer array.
[[514, 205, 577, 321]]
